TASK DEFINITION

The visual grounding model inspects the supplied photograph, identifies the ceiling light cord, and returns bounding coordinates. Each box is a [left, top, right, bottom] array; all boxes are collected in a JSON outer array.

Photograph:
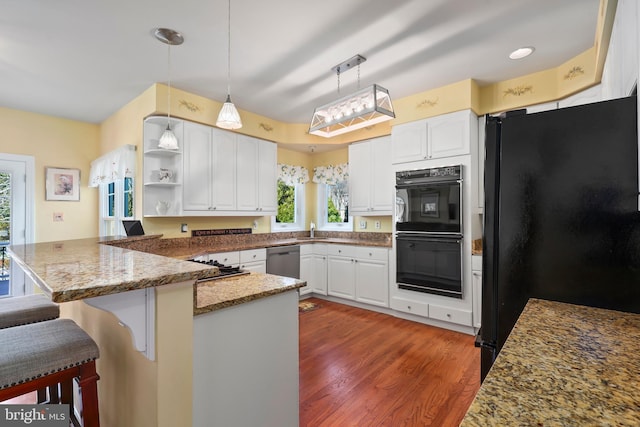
[[167, 43, 172, 124], [226, 0, 232, 97]]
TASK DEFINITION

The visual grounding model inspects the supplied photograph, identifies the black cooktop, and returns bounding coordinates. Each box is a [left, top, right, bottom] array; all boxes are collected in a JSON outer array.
[[189, 259, 249, 280]]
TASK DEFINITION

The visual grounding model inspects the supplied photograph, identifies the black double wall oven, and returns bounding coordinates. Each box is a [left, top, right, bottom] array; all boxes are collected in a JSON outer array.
[[395, 165, 463, 298]]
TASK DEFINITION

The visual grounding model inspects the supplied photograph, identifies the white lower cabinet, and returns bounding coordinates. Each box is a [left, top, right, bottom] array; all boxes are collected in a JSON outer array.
[[354, 247, 389, 307], [391, 295, 472, 327], [300, 244, 328, 296], [390, 296, 429, 317], [429, 304, 472, 326], [240, 248, 267, 273], [327, 245, 357, 300], [207, 249, 266, 273], [326, 245, 389, 306]]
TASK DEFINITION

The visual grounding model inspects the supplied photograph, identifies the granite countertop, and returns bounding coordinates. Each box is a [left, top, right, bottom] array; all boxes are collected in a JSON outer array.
[[461, 298, 640, 426], [8, 238, 220, 303], [194, 273, 305, 315]]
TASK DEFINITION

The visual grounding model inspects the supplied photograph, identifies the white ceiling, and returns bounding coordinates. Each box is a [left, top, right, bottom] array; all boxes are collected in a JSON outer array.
[[2, 0, 600, 125]]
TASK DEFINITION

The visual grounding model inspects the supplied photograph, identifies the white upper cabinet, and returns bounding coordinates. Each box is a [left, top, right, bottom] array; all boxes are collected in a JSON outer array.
[[392, 110, 474, 164], [183, 121, 213, 211], [428, 111, 472, 159], [210, 128, 237, 211], [236, 135, 277, 214], [174, 119, 276, 216], [349, 136, 393, 215], [183, 123, 236, 212], [390, 121, 427, 164], [601, 0, 638, 101]]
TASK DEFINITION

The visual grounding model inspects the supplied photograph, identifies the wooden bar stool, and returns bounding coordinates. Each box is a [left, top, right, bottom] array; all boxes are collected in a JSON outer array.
[[0, 294, 61, 403], [0, 318, 100, 427], [0, 294, 60, 329]]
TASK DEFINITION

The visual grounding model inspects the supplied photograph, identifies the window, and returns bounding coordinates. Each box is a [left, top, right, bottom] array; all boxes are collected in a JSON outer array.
[[272, 179, 305, 231], [100, 177, 134, 237], [272, 164, 308, 232], [317, 182, 352, 231]]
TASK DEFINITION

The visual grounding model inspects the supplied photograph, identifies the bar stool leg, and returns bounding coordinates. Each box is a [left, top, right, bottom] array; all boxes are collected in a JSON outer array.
[[77, 361, 100, 427]]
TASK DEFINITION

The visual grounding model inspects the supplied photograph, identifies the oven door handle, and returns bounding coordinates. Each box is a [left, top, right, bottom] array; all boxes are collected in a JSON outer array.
[[396, 233, 462, 242]]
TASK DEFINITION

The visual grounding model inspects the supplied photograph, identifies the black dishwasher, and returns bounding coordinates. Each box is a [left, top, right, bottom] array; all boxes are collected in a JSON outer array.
[[266, 245, 300, 279]]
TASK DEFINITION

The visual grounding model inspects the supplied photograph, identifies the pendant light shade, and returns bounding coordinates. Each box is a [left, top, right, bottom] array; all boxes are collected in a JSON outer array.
[[217, 94, 242, 129], [159, 124, 179, 149], [216, 0, 242, 129], [154, 28, 183, 150]]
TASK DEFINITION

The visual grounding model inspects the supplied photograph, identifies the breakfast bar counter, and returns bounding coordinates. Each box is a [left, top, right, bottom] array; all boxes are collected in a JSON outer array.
[[8, 237, 220, 302], [7, 237, 305, 427], [461, 298, 640, 426]]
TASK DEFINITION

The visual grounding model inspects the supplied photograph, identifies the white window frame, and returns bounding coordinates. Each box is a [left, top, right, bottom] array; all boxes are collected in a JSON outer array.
[[317, 183, 353, 231], [99, 177, 134, 237], [271, 182, 306, 232]]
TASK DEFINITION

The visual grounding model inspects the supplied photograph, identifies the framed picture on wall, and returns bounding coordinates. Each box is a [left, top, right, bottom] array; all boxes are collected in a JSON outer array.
[[45, 167, 80, 201]]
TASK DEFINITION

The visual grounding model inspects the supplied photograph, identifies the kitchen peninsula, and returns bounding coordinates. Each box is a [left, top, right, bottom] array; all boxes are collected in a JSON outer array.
[[461, 299, 640, 426], [8, 236, 305, 427]]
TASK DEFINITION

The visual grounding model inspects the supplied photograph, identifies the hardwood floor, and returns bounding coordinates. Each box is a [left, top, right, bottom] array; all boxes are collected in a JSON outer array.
[[299, 298, 480, 426]]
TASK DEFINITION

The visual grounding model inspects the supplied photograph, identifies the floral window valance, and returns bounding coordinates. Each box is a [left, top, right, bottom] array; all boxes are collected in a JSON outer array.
[[278, 163, 309, 186], [89, 144, 136, 187], [313, 163, 349, 185]]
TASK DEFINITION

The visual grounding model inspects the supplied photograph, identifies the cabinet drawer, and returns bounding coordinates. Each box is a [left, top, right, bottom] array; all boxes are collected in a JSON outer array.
[[327, 245, 358, 258], [208, 251, 240, 266], [300, 244, 313, 256], [240, 248, 266, 263], [356, 247, 388, 262], [429, 304, 472, 326], [312, 243, 328, 256], [390, 297, 429, 317]]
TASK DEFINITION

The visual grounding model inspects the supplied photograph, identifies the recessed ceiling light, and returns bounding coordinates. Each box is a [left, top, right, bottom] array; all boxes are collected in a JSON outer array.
[[509, 46, 535, 60]]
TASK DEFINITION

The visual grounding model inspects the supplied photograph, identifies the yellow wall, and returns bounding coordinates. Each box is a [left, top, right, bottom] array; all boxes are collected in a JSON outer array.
[[1, 107, 100, 242]]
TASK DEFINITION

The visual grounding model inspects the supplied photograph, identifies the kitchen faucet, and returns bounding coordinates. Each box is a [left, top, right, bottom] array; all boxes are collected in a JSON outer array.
[[310, 222, 315, 239]]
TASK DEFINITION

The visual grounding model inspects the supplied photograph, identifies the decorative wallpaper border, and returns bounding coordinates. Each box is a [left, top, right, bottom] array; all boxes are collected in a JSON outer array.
[[503, 85, 533, 97]]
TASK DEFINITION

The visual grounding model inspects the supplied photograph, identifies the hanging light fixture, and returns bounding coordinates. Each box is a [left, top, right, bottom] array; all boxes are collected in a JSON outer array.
[[309, 54, 394, 138], [216, 0, 242, 129], [154, 28, 184, 150]]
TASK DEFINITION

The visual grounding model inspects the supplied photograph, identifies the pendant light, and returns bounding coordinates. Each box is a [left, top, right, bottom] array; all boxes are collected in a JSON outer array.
[[154, 28, 184, 150], [309, 54, 395, 138], [216, 0, 242, 129]]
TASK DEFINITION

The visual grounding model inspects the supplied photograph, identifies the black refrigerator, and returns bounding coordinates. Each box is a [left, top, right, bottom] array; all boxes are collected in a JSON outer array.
[[478, 95, 640, 381]]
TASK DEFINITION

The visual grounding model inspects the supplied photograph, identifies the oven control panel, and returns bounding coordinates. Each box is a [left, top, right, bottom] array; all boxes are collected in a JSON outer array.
[[396, 165, 461, 181]]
